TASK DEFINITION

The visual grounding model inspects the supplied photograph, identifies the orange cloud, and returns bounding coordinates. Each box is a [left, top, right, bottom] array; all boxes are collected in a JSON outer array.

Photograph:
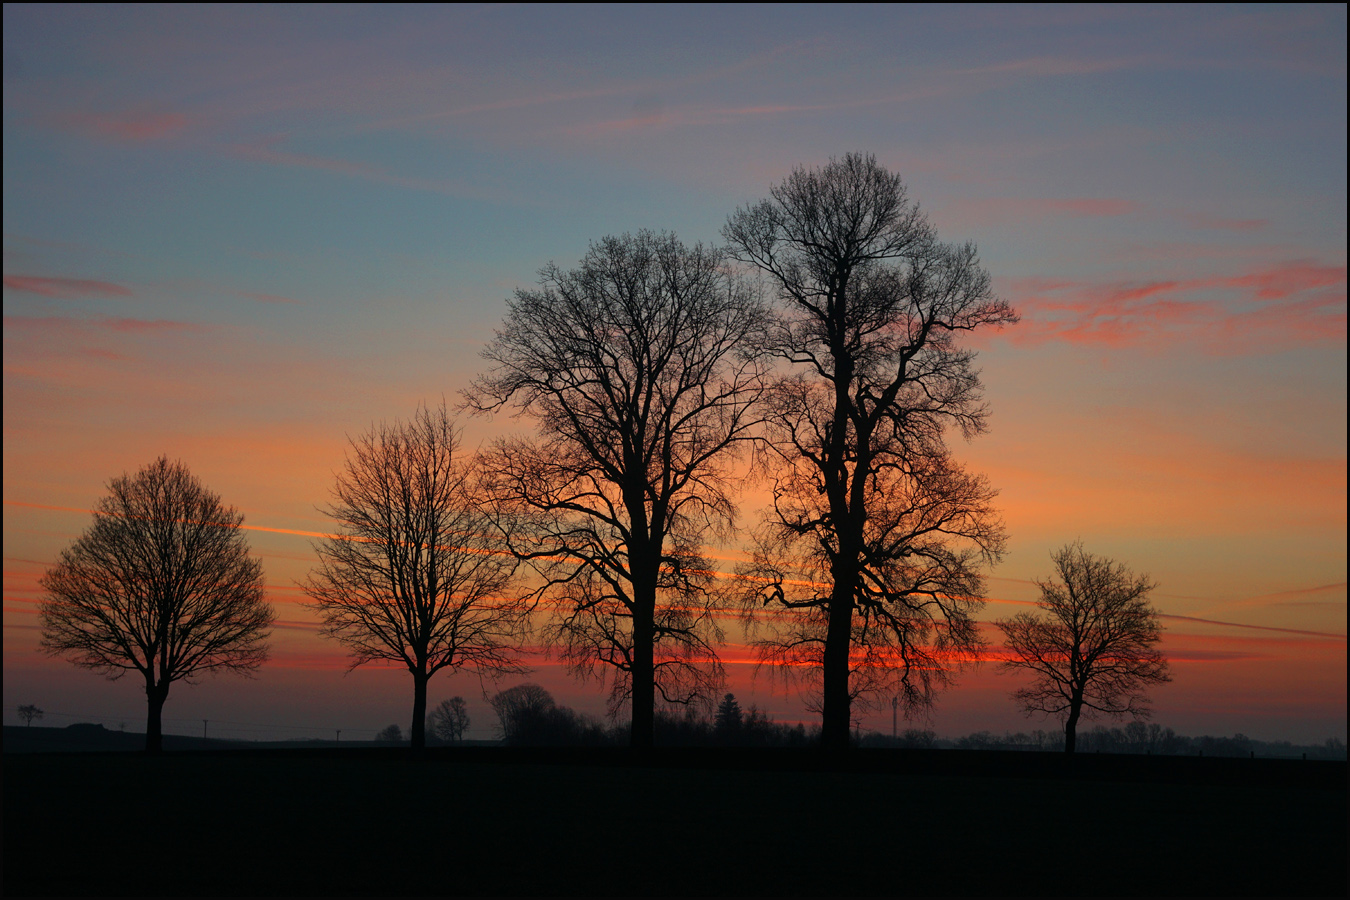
[[3, 276, 134, 298]]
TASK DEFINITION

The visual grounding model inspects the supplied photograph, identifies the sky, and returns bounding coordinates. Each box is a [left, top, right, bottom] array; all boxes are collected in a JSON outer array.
[[4, 4, 1345, 744]]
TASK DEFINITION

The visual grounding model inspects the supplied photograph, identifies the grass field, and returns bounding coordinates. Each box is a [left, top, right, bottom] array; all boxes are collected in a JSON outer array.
[[4, 748, 1344, 896]]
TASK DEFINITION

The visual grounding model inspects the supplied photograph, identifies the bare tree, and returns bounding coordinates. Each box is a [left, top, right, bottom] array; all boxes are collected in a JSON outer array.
[[725, 153, 1016, 751], [302, 402, 531, 750], [465, 230, 768, 747], [376, 723, 404, 743], [996, 542, 1172, 753], [18, 704, 44, 726], [428, 696, 470, 743], [38, 457, 274, 752], [488, 682, 556, 742]]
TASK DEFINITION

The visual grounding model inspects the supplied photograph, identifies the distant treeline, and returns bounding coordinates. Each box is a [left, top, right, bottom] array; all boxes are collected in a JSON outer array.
[[428, 687, 816, 748], [435, 684, 1348, 758], [864, 725, 1348, 759]]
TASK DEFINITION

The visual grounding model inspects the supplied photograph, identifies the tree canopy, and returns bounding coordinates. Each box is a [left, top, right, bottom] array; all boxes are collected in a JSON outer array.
[[303, 402, 531, 750], [39, 457, 274, 752], [465, 230, 768, 747], [997, 542, 1172, 753], [725, 153, 1015, 750]]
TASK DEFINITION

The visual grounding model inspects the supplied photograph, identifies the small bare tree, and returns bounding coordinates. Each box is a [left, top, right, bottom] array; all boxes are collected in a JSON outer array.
[[428, 696, 470, 742], [303, 402, 532, 751], [18, 704, 44, 726], [996, 542, 1172, 753], [38, 457, 274, 752], [465, 231, 768, 747]]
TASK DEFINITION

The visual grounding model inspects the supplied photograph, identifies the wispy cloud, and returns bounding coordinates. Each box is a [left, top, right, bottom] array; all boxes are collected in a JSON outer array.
[[3, 275, 134, 298], [951, 197, 1273, 235], [953, 55, 1149, 78], [4, 314, 203, 336], [952, 196, 1139, 226], [1162, 613, 1346, 640], [230, 135, 376, 177], [237, 290, 303, 306], [228, 134, 522, 203], [1179, 212, 1269, 232], [1003, 259, 1347, 351], [46, 110, 187, 142]]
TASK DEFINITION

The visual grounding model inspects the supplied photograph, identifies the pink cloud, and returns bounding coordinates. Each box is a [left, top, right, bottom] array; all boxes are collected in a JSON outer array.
[[1224, 260, 1346, 300], [1002, 259, 1347, 351], [50, 111, 187, 142], [1042, 198, 1137, 217], [102, 317, 200, 334], [953, 196, 1138, 225], [1180, 212, 1269, 232], [954, 55, 1148, 78], [955, 198, 1275, 235], [4, 276, 134, 298]]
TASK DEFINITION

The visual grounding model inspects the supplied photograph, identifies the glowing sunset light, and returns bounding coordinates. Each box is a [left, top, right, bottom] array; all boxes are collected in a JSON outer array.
[[3, 4, 1343, 746]]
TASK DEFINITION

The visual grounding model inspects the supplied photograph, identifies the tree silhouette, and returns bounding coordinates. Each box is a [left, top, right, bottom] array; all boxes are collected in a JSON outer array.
[[18, 704, 44, 726], [725, 153, 1015, 751], [38, 457, 274, 753], [303, 402, 532, 750], [996, 542, 1172, 753], [376, 723, 404, 743], [465, 230, 768, 748], [713, 693, 742, 735], [428, 696, 470, 743]]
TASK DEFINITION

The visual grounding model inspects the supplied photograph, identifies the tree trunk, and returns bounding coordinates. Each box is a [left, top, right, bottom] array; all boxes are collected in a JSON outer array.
[[820, 578, 855, 753], [1064, 701, 1081, 754], [144, 676, 168, 754], [630, 589, 656, 750], [410, 667, 429, 750], [819, 298, 856, 754]]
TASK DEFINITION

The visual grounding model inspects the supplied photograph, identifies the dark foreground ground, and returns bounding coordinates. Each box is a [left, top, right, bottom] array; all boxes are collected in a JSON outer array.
[[4, 747, 1344, 897]]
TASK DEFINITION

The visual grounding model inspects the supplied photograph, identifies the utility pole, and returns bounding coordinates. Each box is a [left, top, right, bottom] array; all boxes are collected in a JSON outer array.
[[891, 696, 898, 740], [336, 729, 341, 743], [202, 719, 208, 739]]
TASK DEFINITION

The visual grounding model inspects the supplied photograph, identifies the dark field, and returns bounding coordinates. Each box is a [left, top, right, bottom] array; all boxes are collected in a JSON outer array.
[[4, 747, 1344, 897]]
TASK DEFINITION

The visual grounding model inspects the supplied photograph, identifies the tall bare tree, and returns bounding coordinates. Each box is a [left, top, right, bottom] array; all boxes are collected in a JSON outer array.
[[997, 542, 1171, 753], [464, 230, 767, 747], [725, 153, 1016, 751], [39, 457, 274, 752], [302, 402, 530, 750]]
